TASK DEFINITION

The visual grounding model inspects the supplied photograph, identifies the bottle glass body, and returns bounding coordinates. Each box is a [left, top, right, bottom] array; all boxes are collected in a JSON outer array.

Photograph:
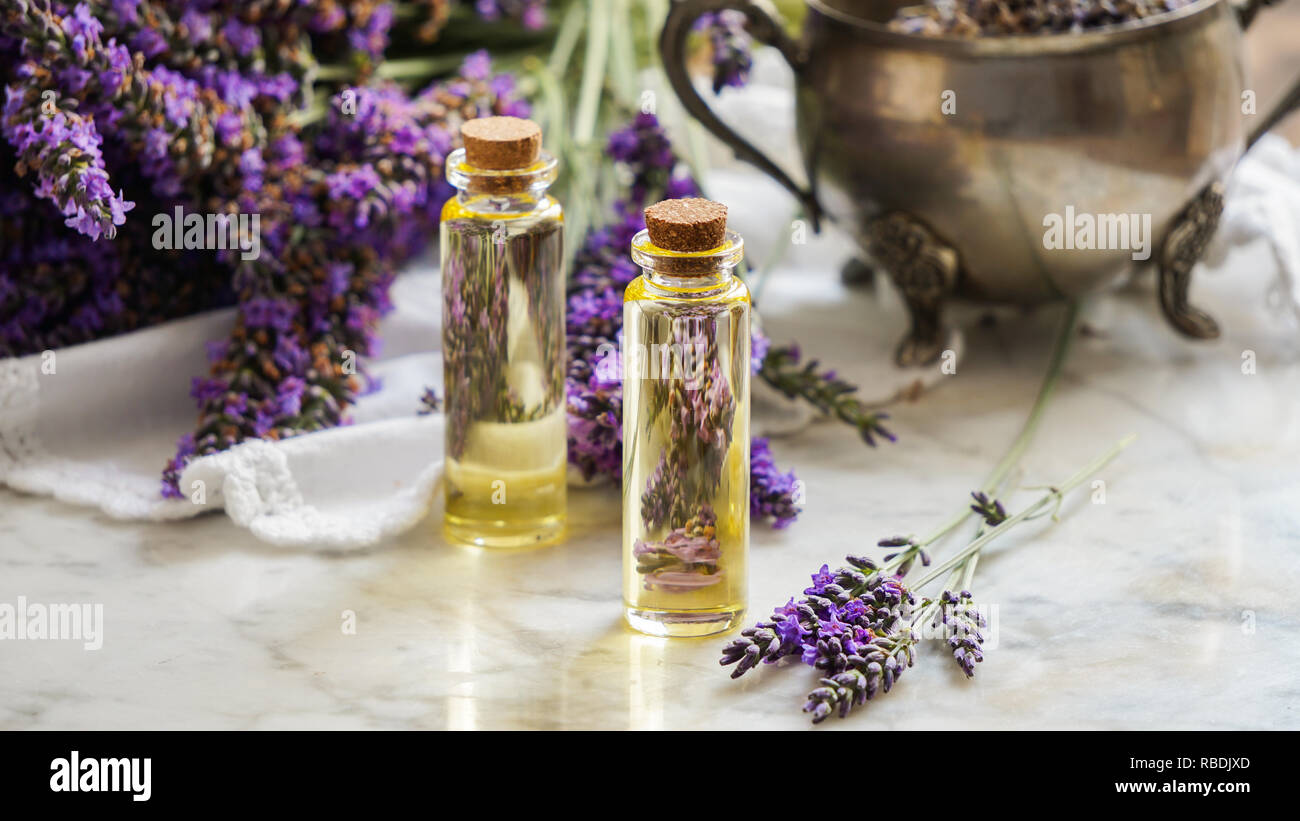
[[622, 230, 749, 637], [440, 148, 566, 548]]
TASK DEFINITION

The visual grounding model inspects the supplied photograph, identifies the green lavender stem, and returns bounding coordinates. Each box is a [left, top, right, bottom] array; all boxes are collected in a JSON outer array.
[[562, 0, 611, 252], [607, 0, 641, 108], [375, 54, 474, 80], [882, 301, 1081, 575], [909, 433, 1136, 592], [748, 205, 801, 304], [547, 0, 586, 77], [573, 0, 609, 144]]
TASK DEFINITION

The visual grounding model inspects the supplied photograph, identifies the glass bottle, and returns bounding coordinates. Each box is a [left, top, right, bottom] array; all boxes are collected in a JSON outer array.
[[440, 118, 566, 548], [622, 205, 749, 637]]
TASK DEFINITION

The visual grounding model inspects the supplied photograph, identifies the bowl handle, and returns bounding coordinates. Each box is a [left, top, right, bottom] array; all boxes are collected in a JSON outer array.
[[1235, 0, 1284, 27], [660, 0, 823, 229], [1235, 0, 1300, 146], [1157, 0, 1299, 340]]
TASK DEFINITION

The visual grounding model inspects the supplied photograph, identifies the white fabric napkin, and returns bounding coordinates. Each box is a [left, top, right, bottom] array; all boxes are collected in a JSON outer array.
[[0, 268, 446, 546], [3, 138, 1298, 549]]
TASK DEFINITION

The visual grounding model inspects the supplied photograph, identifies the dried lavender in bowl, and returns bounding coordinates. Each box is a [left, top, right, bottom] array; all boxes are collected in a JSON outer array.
[[889, 0, 1198, 36]]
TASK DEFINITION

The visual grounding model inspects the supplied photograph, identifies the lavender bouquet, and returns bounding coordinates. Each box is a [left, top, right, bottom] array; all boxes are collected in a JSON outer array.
[[1, 1, 546, 497], [720, 305, 1134, 723], [2, 0, 892, 525]]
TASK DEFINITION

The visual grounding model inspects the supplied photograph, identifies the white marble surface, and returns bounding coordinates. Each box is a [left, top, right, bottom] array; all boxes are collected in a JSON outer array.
[[3, 212, 1299, 730]]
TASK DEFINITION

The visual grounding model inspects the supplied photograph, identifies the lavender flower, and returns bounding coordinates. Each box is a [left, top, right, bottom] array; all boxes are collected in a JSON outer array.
[[418, 386, 441, 415], [346, 3, 393, 60], [802, 626, 917, 723], [969, 490, 1007, 527], [1, 1, 260, 205], [734, 438, 1131, 724], [878, 534, 931, 576], [750, 324, 770, 372], [694, 11, 753, 93], [750, 437, 800, 529], [758, 344, 896, 447], [604, 112, 695, 207], [475, 0, 549, 30], [0, 152, 230, 357], [632, 507, 724, 591], [936, 589, 987, 677], [1, 78, 132, 240], [721, 555, 916, 692], [161, 433, 196, 499], [566, 378, 622, 480]]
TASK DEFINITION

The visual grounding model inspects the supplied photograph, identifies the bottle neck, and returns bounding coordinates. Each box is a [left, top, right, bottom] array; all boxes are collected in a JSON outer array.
[[445, 147, 558, 213], [454, 188, 552, 216], [639, 267, 736, 294], [630, 229, 745, 298]]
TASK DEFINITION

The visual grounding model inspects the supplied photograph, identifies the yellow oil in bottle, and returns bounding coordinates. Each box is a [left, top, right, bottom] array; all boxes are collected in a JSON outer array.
[[621, 233, 749, 636], [440, 188, 566, 548]]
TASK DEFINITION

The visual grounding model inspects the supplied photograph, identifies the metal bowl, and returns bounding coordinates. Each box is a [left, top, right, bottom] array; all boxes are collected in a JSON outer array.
[[662, 0, 1300, 363]]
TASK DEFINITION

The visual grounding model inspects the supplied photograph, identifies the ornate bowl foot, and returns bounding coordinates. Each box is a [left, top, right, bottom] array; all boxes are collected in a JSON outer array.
[[1158, 182, 1225, 340], [866, 212, 959, 367], [840, 256, 877, 287], [894, 328, 948, 369]]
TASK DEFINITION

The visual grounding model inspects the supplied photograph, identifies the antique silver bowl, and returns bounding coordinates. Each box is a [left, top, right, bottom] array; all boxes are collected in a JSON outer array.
[[662, 0, 1300, 363]]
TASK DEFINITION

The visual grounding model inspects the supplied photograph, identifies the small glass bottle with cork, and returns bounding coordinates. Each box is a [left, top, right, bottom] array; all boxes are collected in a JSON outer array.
[[440, 116, 566, 548], [622, 198, 750, 637]]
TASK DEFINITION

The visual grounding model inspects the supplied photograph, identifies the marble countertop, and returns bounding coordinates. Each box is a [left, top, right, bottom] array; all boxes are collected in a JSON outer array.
[[3, 209, 1299, 731]]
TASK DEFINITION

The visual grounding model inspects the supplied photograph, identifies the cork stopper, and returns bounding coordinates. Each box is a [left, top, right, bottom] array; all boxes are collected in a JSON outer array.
[[644, 198, 728, 252], [461, 116, 542, 170]]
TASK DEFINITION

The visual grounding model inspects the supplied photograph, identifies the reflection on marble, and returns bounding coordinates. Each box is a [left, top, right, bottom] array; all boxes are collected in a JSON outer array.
[[2, 217, 1299, 730]]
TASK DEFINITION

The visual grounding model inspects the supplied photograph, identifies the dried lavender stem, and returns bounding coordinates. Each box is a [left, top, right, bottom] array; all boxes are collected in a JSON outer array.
[[979, 302, 1081, 493], [911, 552, 979, 632], [607, 0, 640, 107], [748, 205, 800, 305], [547, 0, 586, 76], [960, 549, 979, 590], [573, 0, 608, 144], [909, 434, 1136, 591]]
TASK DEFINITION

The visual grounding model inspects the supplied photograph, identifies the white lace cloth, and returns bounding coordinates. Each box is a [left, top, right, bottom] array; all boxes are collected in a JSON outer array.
[[3, 137, 1298, 549], [0, 267, 446, 546]]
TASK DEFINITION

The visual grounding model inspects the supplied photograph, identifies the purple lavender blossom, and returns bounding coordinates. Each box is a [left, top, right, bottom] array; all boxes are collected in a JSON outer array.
[[632, 506, 723, 591], [221, 17, 261, 57], [969, 490, 1008, 527], [347, 2, 395, 60], [937, 589, 987, 677], [1, 80, 133, 240], [721, 555, 916, 691], [694, 11, 753, 94], [751, 436, 800, 528], [161, 433, 196, 499], [418, 386, 441, 415], [758, 344, 896, 447], [476, 1, 549, 30], [461, 49, 493, 81], [722, 555, 932, 723]]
